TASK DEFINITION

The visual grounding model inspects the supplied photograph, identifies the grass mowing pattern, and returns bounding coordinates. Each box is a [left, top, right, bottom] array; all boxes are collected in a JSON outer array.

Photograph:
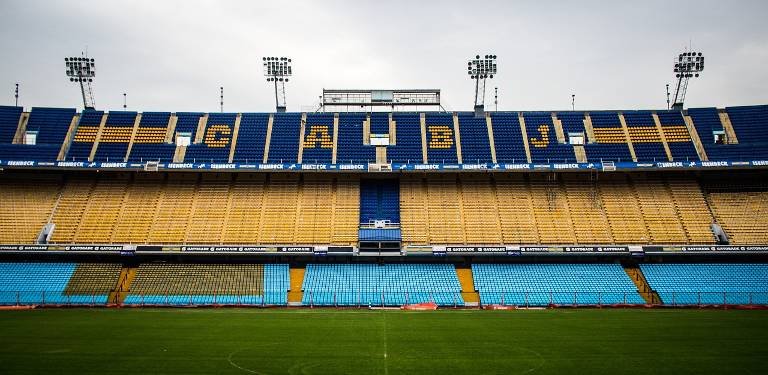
[[0, 309, 766, 374]]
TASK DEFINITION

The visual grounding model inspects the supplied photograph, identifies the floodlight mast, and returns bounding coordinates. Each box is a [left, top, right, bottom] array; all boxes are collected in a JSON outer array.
[[468, 54, 497, 117], [671, 51, 704, 109], [263, 56, 292, 112], [64, 53, 96, 109]]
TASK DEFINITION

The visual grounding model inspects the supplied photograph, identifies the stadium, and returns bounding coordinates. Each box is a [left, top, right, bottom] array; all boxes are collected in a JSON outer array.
[[2, 1, 768, 374]]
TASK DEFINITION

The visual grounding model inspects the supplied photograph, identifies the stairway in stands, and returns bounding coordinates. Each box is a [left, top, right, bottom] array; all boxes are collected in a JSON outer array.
[[621, 262, 659, 304], [455, 265, 479, 306], [288, 265, 305, 306], [109, 266, 137, 304]]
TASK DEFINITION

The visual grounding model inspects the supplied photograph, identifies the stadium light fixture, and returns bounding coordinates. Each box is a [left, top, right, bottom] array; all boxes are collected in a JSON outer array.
[[671, 51, 704, 109], [65, 54, 96, 109], [263, 56, 292, 112], [468, 54, 497, 116], [15, 83, 19, 107]]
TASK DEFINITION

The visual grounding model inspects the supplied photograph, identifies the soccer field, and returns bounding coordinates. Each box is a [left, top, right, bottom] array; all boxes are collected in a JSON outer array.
[[0, 308, 766, 374]]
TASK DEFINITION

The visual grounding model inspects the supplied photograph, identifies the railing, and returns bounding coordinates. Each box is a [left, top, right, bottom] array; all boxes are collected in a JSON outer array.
[[3, 290, 766, 308], [478, 291, 768, 307], [303, 291, 463, 308], [0, 291, 108, 306]]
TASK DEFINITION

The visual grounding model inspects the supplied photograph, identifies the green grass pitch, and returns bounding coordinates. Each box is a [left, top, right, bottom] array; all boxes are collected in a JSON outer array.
[[0, 308, 766, 374]]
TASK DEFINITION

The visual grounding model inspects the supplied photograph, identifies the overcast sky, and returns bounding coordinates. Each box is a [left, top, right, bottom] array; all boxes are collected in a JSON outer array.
[[1, 0, 766, 112]]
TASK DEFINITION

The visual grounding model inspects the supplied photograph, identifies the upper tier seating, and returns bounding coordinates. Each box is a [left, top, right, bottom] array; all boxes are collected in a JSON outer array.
[[127, 112, 174, 162], [656, 110, 698, 161], [489, 112, 527, 163], [233, 113, 269, 163], [370, 112, 389, 134], [472, 263, 645, 306], [457, 112, 493, 163], [66, 110, 104, 161], [185, 112, 237, 163], [523, 112, 575, 162], [337, 113, 374, 164], [123, 263, 289, 305], [267, 113, 301, 163], [623, 111, 667, 161], [0, 106, 22, 143], [0, 107, 75, 161], [0, 262, 119, 305], [302, 113, 334, 163], [640, 263, 768, 305], [92, 111, 137, 161], [0, 106, 766, 164], [301, 263, 463, 306], [387, 113, 422, 163], [424, 112, 458, 163]]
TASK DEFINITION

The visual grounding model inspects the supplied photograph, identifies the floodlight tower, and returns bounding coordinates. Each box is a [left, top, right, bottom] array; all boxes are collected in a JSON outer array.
[[671, 51, 704, 109], [65, 54, 96, 109], [263, 56, 292, 112], [468, 54, 497, 117]]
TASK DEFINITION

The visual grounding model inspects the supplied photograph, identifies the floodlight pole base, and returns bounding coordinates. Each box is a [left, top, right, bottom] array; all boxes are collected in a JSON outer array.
[[84, 106, 95, 110], [474, 104, 485, 118], [276, 106, 286, 113], [671, 102, 684, 110]]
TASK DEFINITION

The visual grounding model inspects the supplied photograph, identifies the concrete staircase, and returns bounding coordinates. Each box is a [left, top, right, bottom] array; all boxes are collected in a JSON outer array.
[[288, 265, 305, 306], [456, 265, 479, 306], [621, 262, 660, 305], [109, 266, 137, 304]]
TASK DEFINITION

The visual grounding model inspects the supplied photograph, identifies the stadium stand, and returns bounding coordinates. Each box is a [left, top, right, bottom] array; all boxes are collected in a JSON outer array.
[[489, 112, 528, 162], [623, 111, 668, 161], [301, 263, 463, 306], [0, 107, 75, 161], [233, 113, 269, 163], [0, 173, 61, 243], [337, 113, 375, 164], [369, 112, 389, 134], [425, 112, 458, 163], [360, 179, 400, 224], [92, 111, 137, 161], [472, 263, 646, 306], [302, 113, 334, 163], [127, 112, 174, 162], [0, 106, 22, 143], [656, 110, 699, 161], [267, 113, 301, 163], [0, 262, 119, 305], [585, 111, 634, 161], [66, 109, 104, 161], [387, 113, 423, 163], [641, 264, 768, 305], [523, 112, 575, 162], [34, 173, 360, 245], [456, 112, 492, 163], [123, 263, 289, 305], [185, 112, 236, 163]]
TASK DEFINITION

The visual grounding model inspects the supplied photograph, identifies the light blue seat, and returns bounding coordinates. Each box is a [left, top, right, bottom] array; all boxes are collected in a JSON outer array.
[[640, 264, 768, 305], [472, 263, 644, 306], [302, 264, 463, 306], [0, 262, 109, 305]]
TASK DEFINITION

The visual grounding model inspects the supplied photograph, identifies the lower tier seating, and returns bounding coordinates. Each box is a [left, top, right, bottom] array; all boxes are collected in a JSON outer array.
[[640, 263, 768, 305], [301, 264, 463, 306], [472, 263, 645, 306], [0, 262, 120, 305], [123, 263, 288, 305]]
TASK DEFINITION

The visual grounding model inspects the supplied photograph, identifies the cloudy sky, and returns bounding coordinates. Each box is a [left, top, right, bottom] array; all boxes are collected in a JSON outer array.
[[1, 0, 766, 112]]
